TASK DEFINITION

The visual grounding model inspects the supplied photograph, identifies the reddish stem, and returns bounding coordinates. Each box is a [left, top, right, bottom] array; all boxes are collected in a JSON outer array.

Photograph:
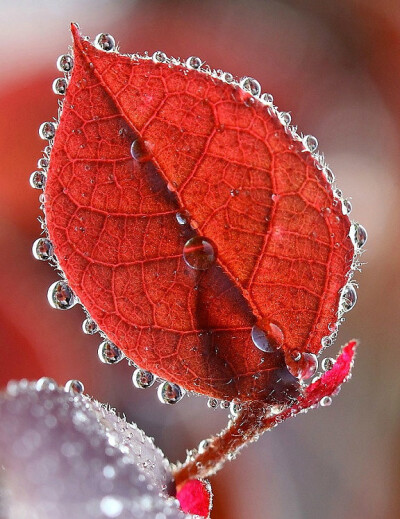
[[174, 401, 281, 485]]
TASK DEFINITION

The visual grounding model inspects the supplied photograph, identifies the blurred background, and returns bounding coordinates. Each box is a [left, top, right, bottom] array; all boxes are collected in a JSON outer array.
[[0, 0, 399, 517]]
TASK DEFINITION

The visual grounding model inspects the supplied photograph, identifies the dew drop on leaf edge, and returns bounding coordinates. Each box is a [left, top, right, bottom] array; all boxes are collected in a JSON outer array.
[[157, 382, 185, 404]]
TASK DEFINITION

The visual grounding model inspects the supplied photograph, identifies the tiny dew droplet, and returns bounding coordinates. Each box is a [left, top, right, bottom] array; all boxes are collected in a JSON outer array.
[[56, 54, 74, 72], [39, 121, 56, 140], [342, 198, 352, 215], [321, 336, 333, 348], [220, 400, 230, 409], [130, 138, 152, 163], [303, 134, 318, 153], [98, 341, 125, 364], [186, 56, 202, 70], [261, 92, 274, 105], [320, 396, 332, 407], [94, 33, 116, 52], [198, 439, 210, 453], [323, 167, 335, 184], [65, 379, 84, 395], [132, 369, 155, 389], [47, 280, 76, 310], [37, 157, 49, 169], [279, 111, 291, 126], [52, 77, 67, 95], [176, 211, 189, 225], [157, 382, 185, 404], [32, 237, 53, 261], [229, 401, 242, 417], [152, 50, 167, 63], [36, 377, 57, 391], [350, 222, 368, 249], [183, 236, 217, 270], [321, 357, 335, 371], [207, 398, 218, 409], [240, 77, 261, 96], [340, 284, 357, 312], [82, 318, 98, 335]]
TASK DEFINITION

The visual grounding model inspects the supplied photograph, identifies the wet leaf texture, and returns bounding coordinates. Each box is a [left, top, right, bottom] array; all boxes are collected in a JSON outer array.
[[45, 26, 354, 403]]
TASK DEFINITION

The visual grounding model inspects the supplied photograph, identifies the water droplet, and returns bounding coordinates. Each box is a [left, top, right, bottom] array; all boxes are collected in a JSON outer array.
[[288, 352, 318, 380], [342, 198, 352, 215], [229, 401, 242, 417], [183, 236, 217, 270], [321, 357, 335, 371], [223, 72, 234, 83], [152, 50, 167, 63], [320, 396, 332, 407], [321, 336, 333, 348], [219, 401, 230, 409], [251, 323, 284, 353], [37, 157, 49, 169], [36, 377, 57, 391], [82, 318, 98, 335], [98, 341, 125, 364], [198, 439, 210, 453], [240, 77, 261, 96], [52, 77, 67, 95], [340, 284, 357, 312], [130, 138, 151, 162], [65, 379, 84, 395], [207, 398, 218, 409], [303, 134, 318, 153], [186, 56, 202, 70], [261, 92, 274, 105], [32, 237, 53, 261], [279, 111, 291, 126], [176, 211, 189, 225], [132, 369, 155, 389], [56, 54, 74, 72], [350, 223, 368, 249], [334, 188, 343, 199], [47, 280, 76, 310], [94, 33, 116, 52], [157, 382, 185, 404], [39, 121, 56, 140], [323, 167, 335, 184]]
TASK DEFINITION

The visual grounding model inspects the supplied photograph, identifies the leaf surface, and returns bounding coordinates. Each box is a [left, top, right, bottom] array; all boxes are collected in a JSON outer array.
[[44, 26, 354, 403]]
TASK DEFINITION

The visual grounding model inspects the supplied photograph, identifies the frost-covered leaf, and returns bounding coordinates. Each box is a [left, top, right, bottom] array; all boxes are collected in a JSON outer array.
[[0, 380, 210, 518]]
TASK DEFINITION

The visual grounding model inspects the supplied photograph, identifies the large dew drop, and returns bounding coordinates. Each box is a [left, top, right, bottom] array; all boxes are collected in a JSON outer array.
[[340, 284, 357, 312], [287, 352, 318, 381], [47, 280, 76, 310], [98, 341, 125, 364], [157, 382, 185, 404], [251, 323, 284, 353], [130, 138, 152, 163], [183, 236, 217, 270]]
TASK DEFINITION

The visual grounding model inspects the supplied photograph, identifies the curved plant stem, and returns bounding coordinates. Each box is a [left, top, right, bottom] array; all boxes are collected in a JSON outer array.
[[174, 402, 278, 485]]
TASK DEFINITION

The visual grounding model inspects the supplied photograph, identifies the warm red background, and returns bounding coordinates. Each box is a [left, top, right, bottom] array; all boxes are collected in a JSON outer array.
[[1, 1, 399, 518]]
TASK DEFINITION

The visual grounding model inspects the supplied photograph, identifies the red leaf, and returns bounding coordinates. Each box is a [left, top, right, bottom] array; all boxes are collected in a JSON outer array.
[[44, 25, 354, 403], [177, 479, 212, 518]]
